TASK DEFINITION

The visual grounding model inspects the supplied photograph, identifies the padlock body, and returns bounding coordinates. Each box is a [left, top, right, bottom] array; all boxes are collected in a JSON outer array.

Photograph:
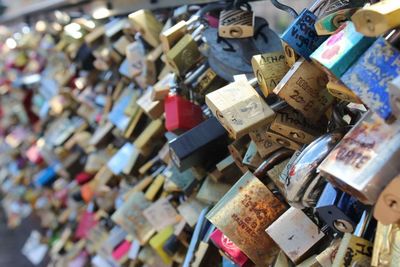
[[281, 9, 327, 60], [165, 95, 203, 133], [218, 9, 254, 38], [341, 37, 400, 121], [251, 51, 289, 96], [311, 21, 375, 78]]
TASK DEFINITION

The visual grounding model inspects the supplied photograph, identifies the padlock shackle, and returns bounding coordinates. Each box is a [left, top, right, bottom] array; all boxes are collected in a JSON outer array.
[[270, 0, 298, 18]]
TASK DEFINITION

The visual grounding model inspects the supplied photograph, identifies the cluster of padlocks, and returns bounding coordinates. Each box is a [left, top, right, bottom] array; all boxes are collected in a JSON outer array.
[[1, 0, 400, 266]]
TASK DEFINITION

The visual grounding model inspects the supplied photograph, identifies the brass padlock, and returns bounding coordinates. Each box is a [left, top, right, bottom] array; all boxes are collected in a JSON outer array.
[[315, 0, 368, 35], [251, 51, 289, 96], [274, 58, 333, 122], [332, 211, 376, 267], [206, 171, 287, 266], [128, 9, 163, 48], [326, 75, 362, 103], [160, 20, 188, 52], [374, 174, 400, 225], [206, 80, 275, 139], [352, 0, 400, 37], [318, 111, 400, 204], [165, 33, 203, 76], [270, 106, 323, 144], [372, 222, 400, 267], [218, 8, 254, 38], [249, 124, 282, 158], [282, 40, 300, 67], [265, 129, 302, 151], [266, 207, 325, 264]]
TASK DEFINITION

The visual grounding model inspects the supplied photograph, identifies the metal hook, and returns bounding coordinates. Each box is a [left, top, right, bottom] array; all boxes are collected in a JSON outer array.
[[270, 0, 298, 18]]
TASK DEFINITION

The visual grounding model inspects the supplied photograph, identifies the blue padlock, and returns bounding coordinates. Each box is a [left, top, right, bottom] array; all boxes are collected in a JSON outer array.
[[281, 9, 327, 60], [341, 32, 400, 121], [34, 165, 57, 187]]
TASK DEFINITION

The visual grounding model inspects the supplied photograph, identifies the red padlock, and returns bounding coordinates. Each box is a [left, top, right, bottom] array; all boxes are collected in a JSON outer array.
[[165, 94, 203, 133], [75, 172, 94, 185]]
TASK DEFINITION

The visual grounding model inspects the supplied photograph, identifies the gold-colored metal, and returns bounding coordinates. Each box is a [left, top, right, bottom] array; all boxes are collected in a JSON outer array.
[[128, 9, 163, 47], [251, 51, 289, 96]]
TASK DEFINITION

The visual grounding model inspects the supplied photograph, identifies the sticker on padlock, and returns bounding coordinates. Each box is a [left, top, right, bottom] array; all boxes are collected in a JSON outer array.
[[311, 21, 375, 79], [251, 51, 288, 96], [351, 0, 400, 37], [388, 75, 400, 120], [206, 79, 277, 139]]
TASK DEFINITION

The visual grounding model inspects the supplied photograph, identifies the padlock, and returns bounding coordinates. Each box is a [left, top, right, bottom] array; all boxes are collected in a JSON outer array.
[[125, 41, 146, 78], [151, 73, 175, 101], [251, 51, 289, 96], [137, 87, 164, 120], [282, 40, 300, 67], [265, 128, 302, 151], [204, 16, 282, 81], [149, 226, 174, 265], [311, 21, 375, 78], [326, 75, 362, 103], [215, 155, 243, 182], [196, 175, 230, 204], [316, 183, 366, 234], [296, 239, 341, 267], [374, 174, 400, 225], [206, 171, 287, 266], [192, 67, 226, 96], [270, 106, 323, 145], [111, 191, 155, 245], [218, 5, 254, 38], [341, 30, 400, 121], [274, 58, 333, 122], [144, 45, 163, 85], [266, 207, 326, 264], [285, 130, 344, 209], [206, 79, 275, 139], [144, 174, 165, 201], [242, 141, 262, 170], [315, 0, 368, 35], [388, 75, 400, 120], [209, 229, 249, 267], [281, 6, 328, 60], [128, 9, 163, 48], [332, 211, 376, 267], [168, 116, 228, 171], [351, 0, 400, 37], [164, 94, 203, 133], [372, 222, 400, 267], [160, 18, 197, 52], [249, 124, 282, 158], [227, 135, 250, 174], [318, 111, 400, 204], [165, 32, 203, 77], [133, 119, 165, 157]]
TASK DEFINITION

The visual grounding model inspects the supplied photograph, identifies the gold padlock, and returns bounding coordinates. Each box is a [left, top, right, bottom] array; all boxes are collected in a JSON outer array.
[[274, 58, 333, 122], [206, 80, 275, 139], [352, 0, 400, 37], [251, 51, 289, 97], [160, 20, 188, 52], [265, 129, 302, 151], [270, 106, 323, 144], [282, 40, 299, 67], [166, 34, 203, 76], [327, 76, 363, 103], [128, 9, 163, 48], [218, 9, 254, 38]]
